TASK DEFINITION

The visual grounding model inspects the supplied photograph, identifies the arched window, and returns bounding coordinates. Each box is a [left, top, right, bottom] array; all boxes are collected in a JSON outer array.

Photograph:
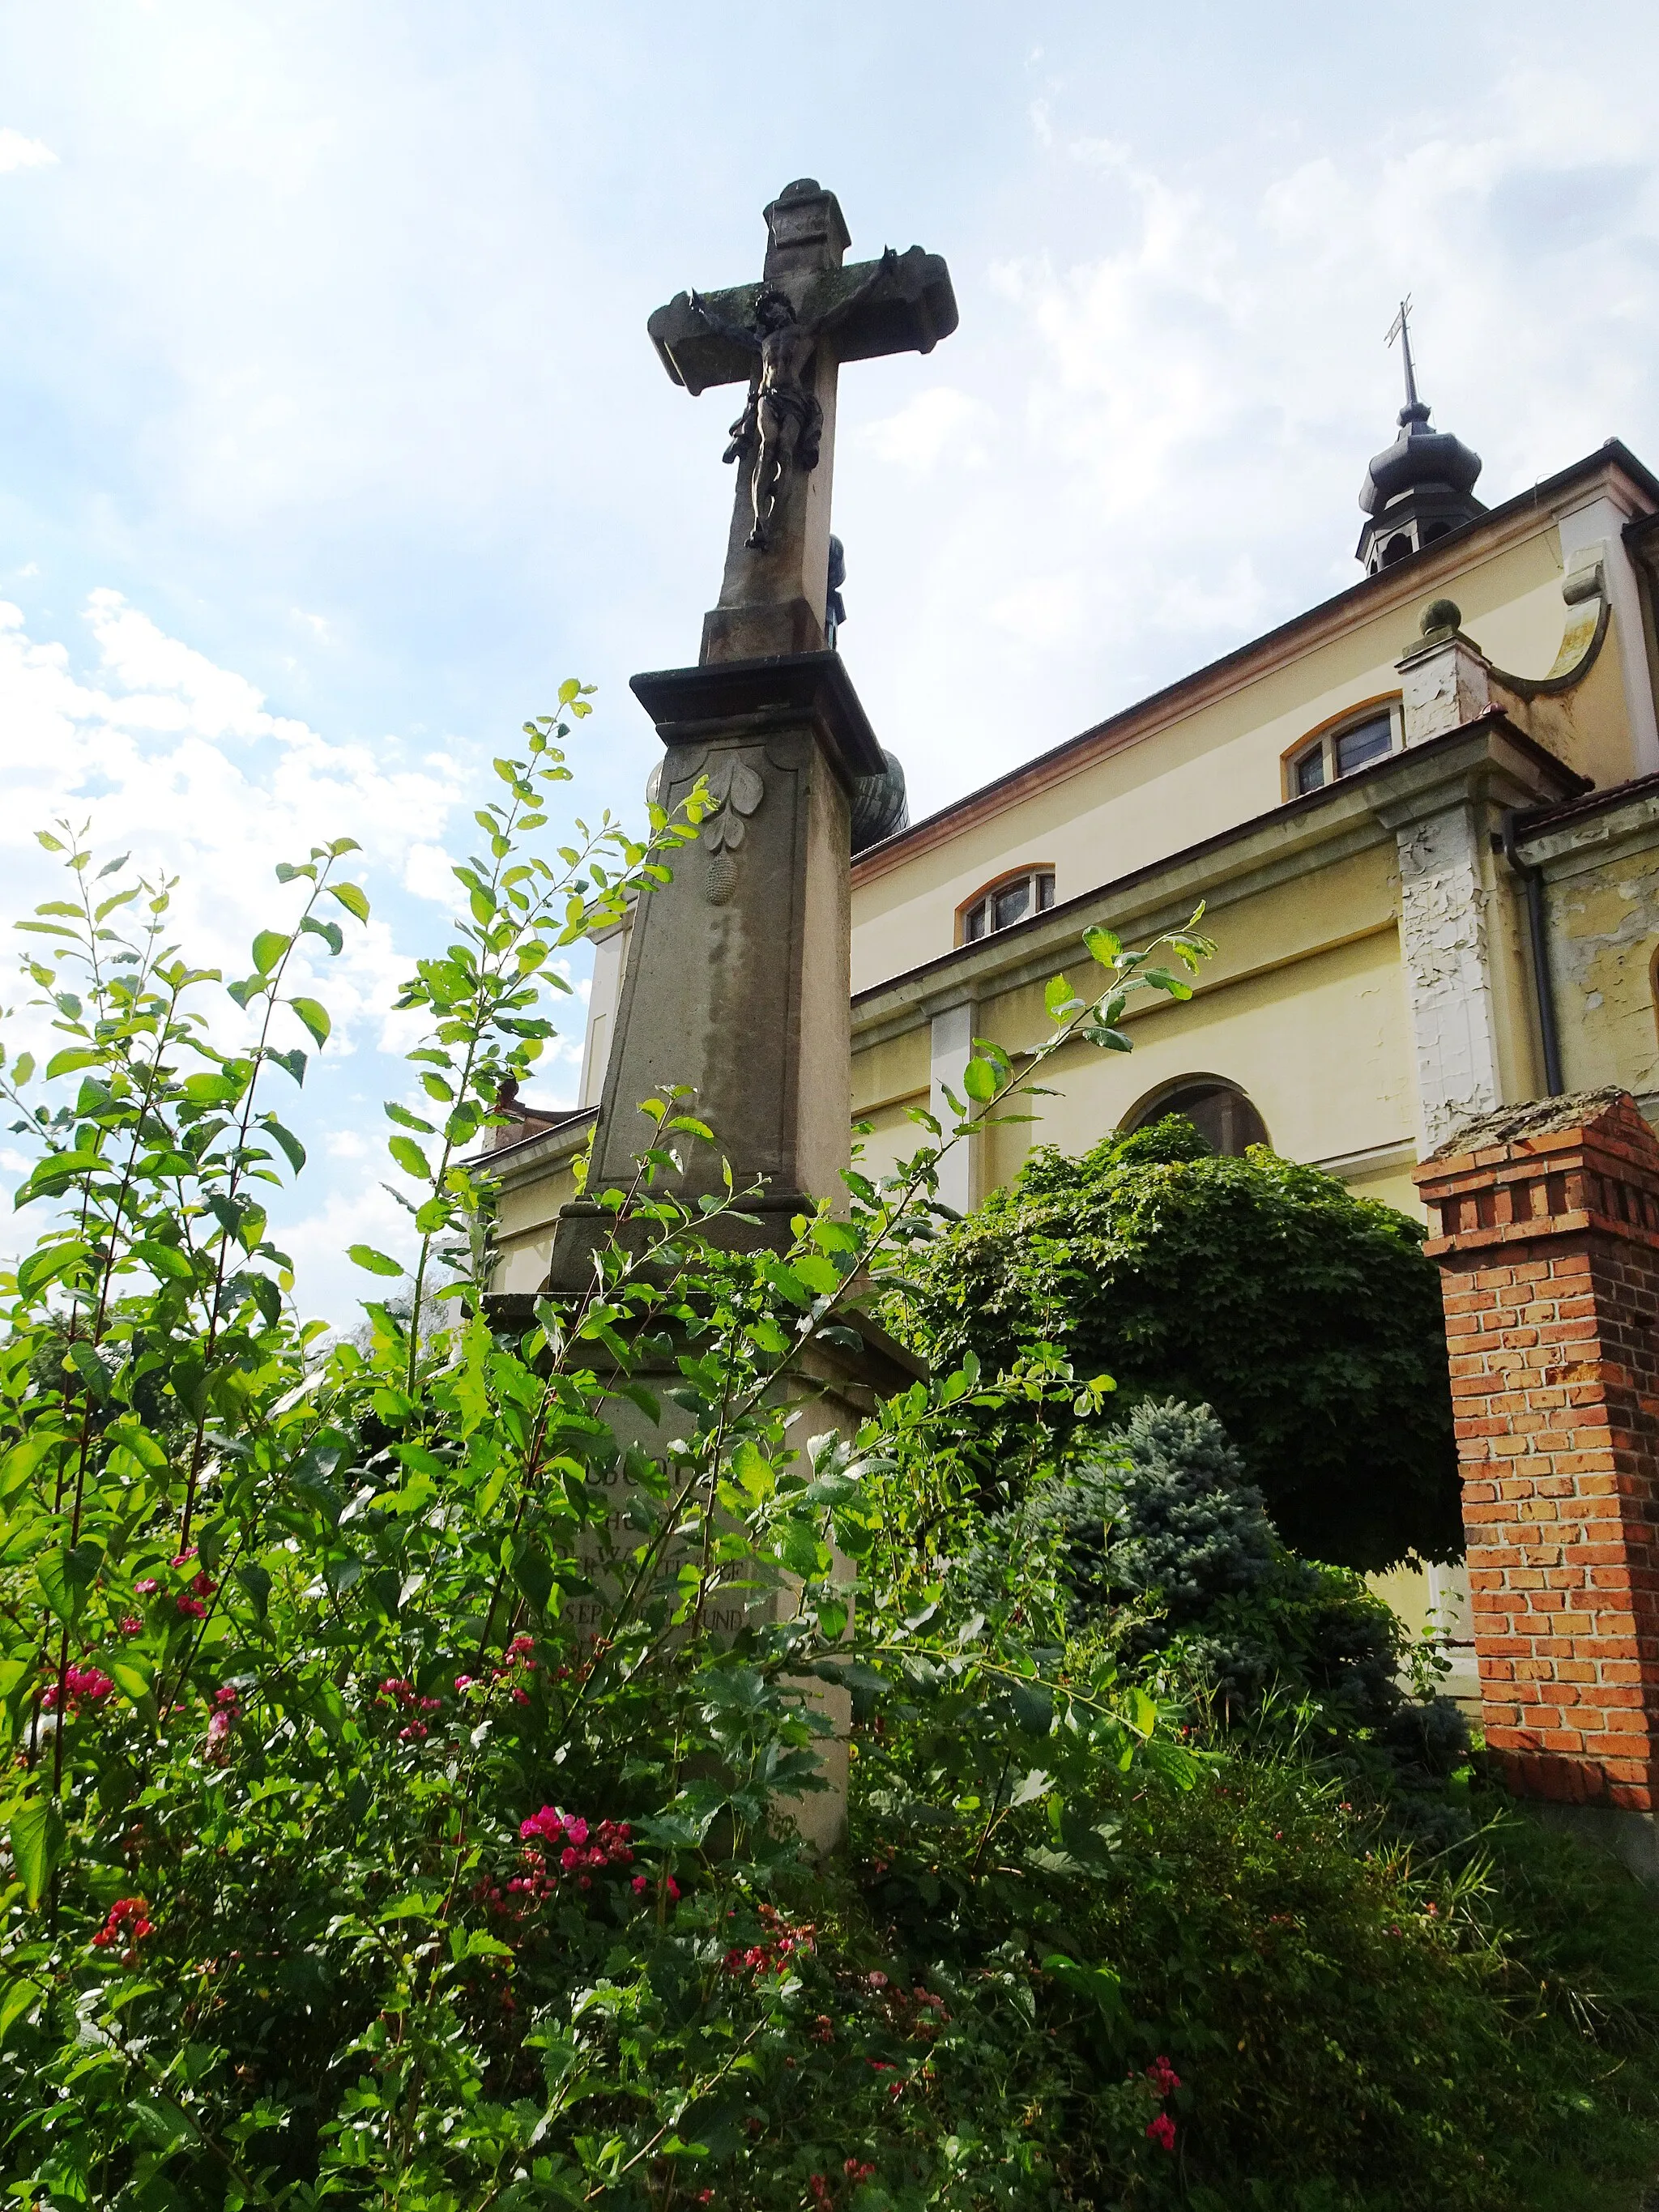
[[957, 864, 1056, 946], [1123, 1076, 1269, 1157], [1286, 699, 1401, 799]]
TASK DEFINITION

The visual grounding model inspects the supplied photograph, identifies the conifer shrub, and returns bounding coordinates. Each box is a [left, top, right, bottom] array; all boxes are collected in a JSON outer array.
[[895, 1115, 1462, 1570], [981, 1396, 1470, 1820]]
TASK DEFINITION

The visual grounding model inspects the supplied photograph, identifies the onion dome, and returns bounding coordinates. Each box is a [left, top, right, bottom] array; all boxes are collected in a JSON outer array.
[[851, 748, 910, 854], [1356, 305, 1484, 573]]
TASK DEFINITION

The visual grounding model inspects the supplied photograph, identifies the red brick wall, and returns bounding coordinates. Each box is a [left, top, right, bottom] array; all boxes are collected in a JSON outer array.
[[1416, 1095, 1659, 1811]]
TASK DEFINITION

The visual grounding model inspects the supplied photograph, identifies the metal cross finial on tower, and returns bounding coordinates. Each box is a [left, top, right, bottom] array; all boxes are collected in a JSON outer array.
[[1386, 295, 1423, 420]]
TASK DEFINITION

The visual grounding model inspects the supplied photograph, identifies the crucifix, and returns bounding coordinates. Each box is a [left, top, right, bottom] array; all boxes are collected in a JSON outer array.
[[649, 178, 958, 662], [544, 181, 956, 1289]]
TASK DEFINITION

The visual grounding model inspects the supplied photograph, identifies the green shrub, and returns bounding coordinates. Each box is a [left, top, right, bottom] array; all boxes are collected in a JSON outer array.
[[896, 1116, 1462, 1570], [2, 744, 1656, 2212]]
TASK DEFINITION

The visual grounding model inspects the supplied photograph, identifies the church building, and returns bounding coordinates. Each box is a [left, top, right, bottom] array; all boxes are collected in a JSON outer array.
[[486, 335, 1659, 1693], [497, 343, 1659, 1296]]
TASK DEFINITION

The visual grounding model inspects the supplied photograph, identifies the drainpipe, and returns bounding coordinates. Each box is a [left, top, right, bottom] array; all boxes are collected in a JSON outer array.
[[1499, 809, 1563, 1097]]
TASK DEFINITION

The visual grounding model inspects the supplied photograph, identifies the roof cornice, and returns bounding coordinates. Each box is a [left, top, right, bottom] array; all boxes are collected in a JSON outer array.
[[852, 441, 1658, 889], [852, 712, 1585, 1040]]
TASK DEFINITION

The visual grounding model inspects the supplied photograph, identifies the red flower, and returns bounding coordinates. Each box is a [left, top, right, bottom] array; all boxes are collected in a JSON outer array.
[[91, 1897, 154, 1962], [1145, 2112, 1176, 2152], [119, 1616, 142, 1636], [44, 1664, 116, 1715], [1145, 2054, 1182, 2096], [177, 1596, 207, 1619], [134, 1578, 159, 1596]]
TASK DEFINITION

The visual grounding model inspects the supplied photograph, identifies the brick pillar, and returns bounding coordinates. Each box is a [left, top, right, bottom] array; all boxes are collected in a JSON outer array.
[[1414, 1090, 1659, 1846]]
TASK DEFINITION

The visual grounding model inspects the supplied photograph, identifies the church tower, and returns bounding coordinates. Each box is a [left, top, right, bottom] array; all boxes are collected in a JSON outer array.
[[1356, 300, 1484, 572]]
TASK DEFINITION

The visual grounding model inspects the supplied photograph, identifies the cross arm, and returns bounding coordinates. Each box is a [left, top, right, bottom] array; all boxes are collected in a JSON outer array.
[[647, 245, 958, 395]]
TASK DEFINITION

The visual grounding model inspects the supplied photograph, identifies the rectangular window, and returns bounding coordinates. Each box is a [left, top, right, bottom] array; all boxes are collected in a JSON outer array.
[[963, 901, 986, 944], [1334, 714, 1392, 776], [1295, 747, 1325, 795], [1037, 872, 1056, 911]]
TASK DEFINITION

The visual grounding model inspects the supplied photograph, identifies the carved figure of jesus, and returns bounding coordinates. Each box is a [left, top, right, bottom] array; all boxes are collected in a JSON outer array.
[[687, 247, 898, 551]]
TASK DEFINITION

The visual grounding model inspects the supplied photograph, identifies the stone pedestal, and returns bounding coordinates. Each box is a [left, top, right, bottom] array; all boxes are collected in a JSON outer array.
[[564, 1321, 921, 1855], [546, 652, 885, 1288], [1414, 1091, 1659, 1881]]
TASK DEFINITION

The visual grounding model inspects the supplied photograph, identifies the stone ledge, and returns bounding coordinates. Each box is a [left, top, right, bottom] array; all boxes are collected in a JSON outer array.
[[631, 651, 885, 786]]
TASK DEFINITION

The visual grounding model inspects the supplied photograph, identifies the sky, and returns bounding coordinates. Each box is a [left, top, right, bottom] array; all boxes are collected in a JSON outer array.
[[2, 0, 1659, 1319]]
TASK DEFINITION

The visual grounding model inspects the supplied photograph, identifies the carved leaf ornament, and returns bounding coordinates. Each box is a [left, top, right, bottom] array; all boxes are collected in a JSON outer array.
[[702, 757, 765, 852], [700, 757, 765, 906]]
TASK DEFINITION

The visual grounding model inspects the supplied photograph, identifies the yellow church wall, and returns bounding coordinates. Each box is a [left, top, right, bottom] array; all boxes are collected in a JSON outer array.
[[851, 517, 1593, 999], [1546, 832, 1659, 1100], [975, 926, 1413, 1177], [851, 1026, 931, 1120]]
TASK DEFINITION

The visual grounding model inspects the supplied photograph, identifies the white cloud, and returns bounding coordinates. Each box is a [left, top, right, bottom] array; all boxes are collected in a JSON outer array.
[[403, 842, 458, 904], [0, 128, 57, 173], [859, 386, 995, 474]]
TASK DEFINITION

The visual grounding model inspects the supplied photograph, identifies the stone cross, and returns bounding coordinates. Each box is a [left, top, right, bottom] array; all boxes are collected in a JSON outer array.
[[544, 183, 957, 1285], [535, 185, 950, 1848], [648, 178, 957, 663]]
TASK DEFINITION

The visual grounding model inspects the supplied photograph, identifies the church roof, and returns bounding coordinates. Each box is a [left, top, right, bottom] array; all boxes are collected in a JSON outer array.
[[851, 438, 1659, 883]]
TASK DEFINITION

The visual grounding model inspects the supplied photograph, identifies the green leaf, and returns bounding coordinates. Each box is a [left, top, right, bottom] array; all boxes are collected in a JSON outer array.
[[132, 1239, 195, 1281], [44, 1048, 101, 1080], [385, 1102, 437, 1135], [962, 1056, 998, 1102], [252, 930, 291, 976], [327, 881, 370, 923], [1043, 1952, 1128, 2031], [237, 1561, 271, 1619], [0, 1967, 41, 2044], [37, 1542, 101, 1624], [66, 1340, 112, 1400], [1143, 966, 1194, 1000], [1082, 925, 1122, 967], [387, 1135, 429, 1182], [15, 1240, 90, 1299], [348, 1244, 404, 1277], [299, 914, 344, 957], [261, 1115, 306, 1173], [8, 1797, 64, 1908], [289, 997, 331, 1049], [109, 1660, 154, 1706], [267, 1047, 307, 1088], [511, 1542, 555, 1617]]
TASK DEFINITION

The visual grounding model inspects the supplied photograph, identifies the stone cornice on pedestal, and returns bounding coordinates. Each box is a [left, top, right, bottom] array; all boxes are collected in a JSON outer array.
[[631, 651, 885, 791]]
